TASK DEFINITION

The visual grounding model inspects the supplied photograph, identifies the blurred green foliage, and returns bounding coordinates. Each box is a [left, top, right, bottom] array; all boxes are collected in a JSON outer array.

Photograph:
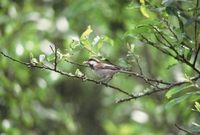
[[0, 0, 200, 135]]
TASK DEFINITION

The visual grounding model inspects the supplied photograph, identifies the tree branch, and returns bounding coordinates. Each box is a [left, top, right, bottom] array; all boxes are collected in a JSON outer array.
[[1, 51, 200, 103], [175, 124, 197, 135], [193, 0, 200, 67], [117, 75, 200, 103], [0, 51, 133, 98]]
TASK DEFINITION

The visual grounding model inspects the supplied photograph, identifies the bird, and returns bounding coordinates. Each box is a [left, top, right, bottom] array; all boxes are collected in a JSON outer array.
[[84, 58, 130, 82]]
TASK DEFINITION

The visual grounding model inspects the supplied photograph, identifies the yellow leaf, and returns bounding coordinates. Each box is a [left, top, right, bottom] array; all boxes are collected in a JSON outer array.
[[140, 0, 145, 4], [81, 25, 93, 38], [140, 5, 150, 18]]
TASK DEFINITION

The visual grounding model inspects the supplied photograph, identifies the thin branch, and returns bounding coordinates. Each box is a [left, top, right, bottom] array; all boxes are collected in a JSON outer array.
[[1, 51, 200, 103], [120, 69, 171, 85], [141, 34, 200, 75], [193, 44, 200, 66], [141, 35, 177, 59], [163, 19, 179, 41], [175, 124, 197, 135], [151, 26, 180, 56], [64, 59, 88, 67], [134, 55, 143, 75], [0, 51, 133, 98], [50, 45, 58, 70], [194, 0, 199, 49], [193, 0, 200, 66], [117, 75, 200, 103]]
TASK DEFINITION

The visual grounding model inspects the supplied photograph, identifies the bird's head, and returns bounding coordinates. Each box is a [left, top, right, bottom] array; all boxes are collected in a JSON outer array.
[[83, 58, 100, 69]]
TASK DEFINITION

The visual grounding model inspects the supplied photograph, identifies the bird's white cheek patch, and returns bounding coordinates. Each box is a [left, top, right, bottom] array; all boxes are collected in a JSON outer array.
[[89, 61, 98, 66]]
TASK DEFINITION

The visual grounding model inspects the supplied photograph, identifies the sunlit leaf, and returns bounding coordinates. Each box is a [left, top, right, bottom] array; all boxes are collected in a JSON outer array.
[[39, 54, 46, 62], [165, 94, 190, 109], [166, 84, 193, 99], [47, 54, 55, 62], [75, 69, 84, 77], [194, 102, 200, 112], [81, 25, 93, 39], [140, 6, 150, 18], [30, 58, 38, 65], [140, 0, 145, 4]]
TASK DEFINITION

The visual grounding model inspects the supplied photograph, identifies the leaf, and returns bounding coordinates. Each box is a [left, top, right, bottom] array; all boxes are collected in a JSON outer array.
[[47, 54, 55, 62], [139, 0, 150, 18], [165, 94, 190, 109], [80, 25, 96, 55], [39, 54, 46, 62], [140, 0, 145, 4], [30, 53, 38, 65], [124, 26, 150, 37], [30, 58, 38, 66], [80, 25, 93, 39], [166, 6, 178, 16], [194, 102, 200, 112], [165, 84, 193, 99], [103, 36, 114, 46], [140, 5, 150, 18], [186, 49, 193, 60], [75, 69, 84, 77]]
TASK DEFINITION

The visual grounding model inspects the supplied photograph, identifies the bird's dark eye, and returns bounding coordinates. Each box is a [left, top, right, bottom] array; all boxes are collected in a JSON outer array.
[[89, 64, 94, 69]]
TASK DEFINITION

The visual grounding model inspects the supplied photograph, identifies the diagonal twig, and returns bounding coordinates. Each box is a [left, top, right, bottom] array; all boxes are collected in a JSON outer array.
[[175, 124, 197, 135]]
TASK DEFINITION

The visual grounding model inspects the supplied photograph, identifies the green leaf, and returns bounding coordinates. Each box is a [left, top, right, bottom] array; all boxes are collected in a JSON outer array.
[[165, 84, 193, 99], [80, 25, 93, 39], [75, 69, 84, 77], [102, 36, 114, 46], [80, 25, 93, 50], [124, 26, 150, 38], [30, 58, 38, 65], [47, 54, 55, 62], [194, 102, 200, 112], [93, 36, 114, 50], [39, 54, 46, 62], [165, 94, 190, 109], [166, 6, 178, 16]]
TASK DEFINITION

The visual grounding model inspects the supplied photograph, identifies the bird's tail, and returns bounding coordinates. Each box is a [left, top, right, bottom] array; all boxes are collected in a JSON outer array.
[[118, 69, 139, 76]]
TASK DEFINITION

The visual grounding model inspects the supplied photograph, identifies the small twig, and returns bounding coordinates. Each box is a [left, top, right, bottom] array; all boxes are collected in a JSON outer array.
[[0, 51, 133, 98], [134, 55, 143, 75], [141, 35, 177, 59], [64, 59, 88, 67], [193, 44, 200, 66], [54, 46, 58, 70], [141, 34, 200, 75], [194, 0, 199, 49], [50, 45, 58, 70], [193, 0, 200, 67], [163, 19, 179, 41], [151, 25, 180, 56], [1, 51, 200, 103], [175, 124, 196, 135], [117, 75, 200, 103]]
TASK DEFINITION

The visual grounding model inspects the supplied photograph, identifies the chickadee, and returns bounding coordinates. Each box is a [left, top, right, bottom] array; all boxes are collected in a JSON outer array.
[[84, 58, 127, 82]]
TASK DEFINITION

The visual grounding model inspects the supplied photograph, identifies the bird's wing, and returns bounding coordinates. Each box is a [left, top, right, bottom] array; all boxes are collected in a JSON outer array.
[[101, 63, 120, 70]]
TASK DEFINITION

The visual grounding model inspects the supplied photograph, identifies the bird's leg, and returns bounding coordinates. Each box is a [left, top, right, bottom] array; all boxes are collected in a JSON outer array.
[[98, 75, 113, 84]]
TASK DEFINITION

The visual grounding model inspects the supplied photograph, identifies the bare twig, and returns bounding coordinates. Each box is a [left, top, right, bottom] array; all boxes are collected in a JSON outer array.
[[193, 0, 200, 67], [64, 59, 88, 67], [50, 45, 58, 70], [175, 124, 197, 135], [193, 44, 200, 66], [163, 19, 179, 41], [0, 51, 133, 98], [151, 25, 180, 56], [141, 34, 200, 75], [1, 51, 200, 103], [117, 75, 200, 103]]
